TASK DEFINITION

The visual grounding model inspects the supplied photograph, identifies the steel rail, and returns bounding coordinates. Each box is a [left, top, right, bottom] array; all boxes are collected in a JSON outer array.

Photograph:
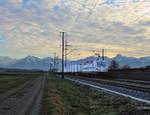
[[65, 77, 150, 104]]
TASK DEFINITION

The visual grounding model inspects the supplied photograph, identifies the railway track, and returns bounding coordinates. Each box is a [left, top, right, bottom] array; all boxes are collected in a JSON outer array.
[[0, 76, 45, 115], [66, 76, 150, 105], [91, 79, 150, 94], [69, 76, 150, 94], [115, 79, 150, 85]]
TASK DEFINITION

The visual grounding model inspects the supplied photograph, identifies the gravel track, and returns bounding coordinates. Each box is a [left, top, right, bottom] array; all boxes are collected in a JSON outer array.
[[65, 76, 150, 115], [65, 76, 150, 105], [70, 76, 150, 94], [115, 79, 150, 85], [0, 76, 45, 115]]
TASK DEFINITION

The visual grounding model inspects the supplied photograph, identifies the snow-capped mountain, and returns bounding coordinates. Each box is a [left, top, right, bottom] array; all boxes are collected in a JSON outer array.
[[113, 54, 150, 68], [73, 56, 111, 66], [140, 56, 150, 66], [11, 56, 41, 70], [0, 56, 17, 67], [74, 54, 150, 69], [0, 55, 150, 70], [0, 56, 53, 70]]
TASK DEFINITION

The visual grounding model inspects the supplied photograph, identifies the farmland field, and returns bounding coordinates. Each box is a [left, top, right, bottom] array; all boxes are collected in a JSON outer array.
[[0, 73, 41, 93]]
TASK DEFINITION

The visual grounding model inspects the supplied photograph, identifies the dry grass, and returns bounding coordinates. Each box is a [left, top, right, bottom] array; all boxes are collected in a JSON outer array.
[[42, 74, 137, 115]]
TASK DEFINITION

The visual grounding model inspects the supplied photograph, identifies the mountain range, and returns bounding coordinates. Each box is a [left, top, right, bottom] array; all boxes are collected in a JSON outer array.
[[0, 55, 150, 70], [0, 56, 53, 71]]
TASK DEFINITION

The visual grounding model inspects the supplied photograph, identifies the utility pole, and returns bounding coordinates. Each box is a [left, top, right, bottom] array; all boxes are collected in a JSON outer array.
[[49, 62, 52, 72], [102, 49, 105, 60], [56, 56, 59, 72], [69, 63, 71, 72], [65, 39, 67, 67], [53, 53, 56, 72], [80, 64, 82, 72], [61, 32, 65, 78], [64, 39, 72, 72]]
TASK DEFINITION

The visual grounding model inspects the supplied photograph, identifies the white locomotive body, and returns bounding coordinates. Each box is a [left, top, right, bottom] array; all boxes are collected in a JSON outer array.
[[64, 57, 108, 73], [81, 58, 108, 72]]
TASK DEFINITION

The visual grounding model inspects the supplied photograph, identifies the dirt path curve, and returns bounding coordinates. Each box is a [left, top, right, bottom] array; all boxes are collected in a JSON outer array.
[[0, 76, 46, 115]]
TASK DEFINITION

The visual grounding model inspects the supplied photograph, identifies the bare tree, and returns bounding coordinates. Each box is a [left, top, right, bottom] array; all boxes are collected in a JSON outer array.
[[122, 64, 130, 69], [109, 60, 119, 70], [145, 66, 150, 69]]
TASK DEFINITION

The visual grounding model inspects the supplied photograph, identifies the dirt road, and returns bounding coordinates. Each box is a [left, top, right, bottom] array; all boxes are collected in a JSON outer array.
[[0, 76, 45, 115]]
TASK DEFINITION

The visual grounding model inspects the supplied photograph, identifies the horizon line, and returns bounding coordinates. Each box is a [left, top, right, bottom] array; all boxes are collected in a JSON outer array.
[[0, 54, 150, 60]]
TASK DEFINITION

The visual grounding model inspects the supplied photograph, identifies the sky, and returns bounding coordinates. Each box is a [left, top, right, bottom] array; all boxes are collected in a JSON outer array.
[[0, 0, 150, 59]]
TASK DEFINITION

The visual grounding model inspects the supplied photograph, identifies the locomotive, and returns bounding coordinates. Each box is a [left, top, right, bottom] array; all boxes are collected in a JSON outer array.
[[79, 57, 108, 72], [64, 57, 108, 73]]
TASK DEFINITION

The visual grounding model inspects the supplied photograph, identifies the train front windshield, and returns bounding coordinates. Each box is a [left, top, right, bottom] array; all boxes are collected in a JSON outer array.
[[97, 61, 107, 68]]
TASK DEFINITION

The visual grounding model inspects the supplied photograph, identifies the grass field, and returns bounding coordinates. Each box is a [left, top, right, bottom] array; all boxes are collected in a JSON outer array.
[[0, 73, 41, 93], [42, 74, 136, 115]]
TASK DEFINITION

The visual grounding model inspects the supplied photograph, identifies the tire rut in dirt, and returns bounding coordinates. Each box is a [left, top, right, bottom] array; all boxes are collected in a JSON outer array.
[[0, 76, 45, 115]]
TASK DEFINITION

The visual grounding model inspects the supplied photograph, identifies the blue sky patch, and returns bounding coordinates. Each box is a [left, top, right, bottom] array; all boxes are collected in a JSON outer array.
[[21, 0, 32, 6], [53, 5, 60, 12], [105, 0, 115, 5], [0, 36, 5, 43], [0, 0, 7, 5]]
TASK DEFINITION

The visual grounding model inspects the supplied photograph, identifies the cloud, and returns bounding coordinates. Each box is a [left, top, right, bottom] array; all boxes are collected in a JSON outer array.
[[0, 35, 4, 43], [0, 0, 150, 58], [139, 21, 150, 26]]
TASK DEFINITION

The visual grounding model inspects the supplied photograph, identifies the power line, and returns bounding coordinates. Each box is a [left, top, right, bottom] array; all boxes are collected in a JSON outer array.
[[64, 39, 72, 67]]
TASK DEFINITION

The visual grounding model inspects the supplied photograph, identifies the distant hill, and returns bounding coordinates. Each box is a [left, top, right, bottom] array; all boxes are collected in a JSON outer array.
[[0, 55, 150, 70], [74, 54, 150, 69], [114, 54, 150, 68], [0, 56, 17, 68], [0, 56, 53, 71]]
